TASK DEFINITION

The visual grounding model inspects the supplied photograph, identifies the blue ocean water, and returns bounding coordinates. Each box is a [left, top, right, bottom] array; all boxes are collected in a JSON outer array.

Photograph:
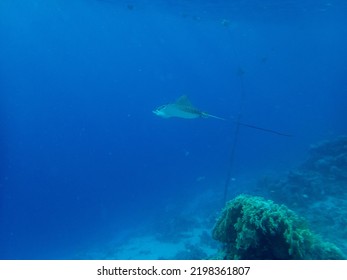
[[1, 0, 346, 259]]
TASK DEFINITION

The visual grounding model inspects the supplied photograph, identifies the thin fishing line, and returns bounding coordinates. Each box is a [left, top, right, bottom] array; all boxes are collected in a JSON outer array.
[[222, 23, 291, 204], [223, 60, 246, 204], [222, 22, 246, 204]]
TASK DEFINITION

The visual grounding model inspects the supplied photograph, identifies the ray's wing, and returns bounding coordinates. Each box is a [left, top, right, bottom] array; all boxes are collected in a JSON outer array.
[[175, 95, 194, 107], [173, 95, 225, 119], [174, 95, 206, 117]]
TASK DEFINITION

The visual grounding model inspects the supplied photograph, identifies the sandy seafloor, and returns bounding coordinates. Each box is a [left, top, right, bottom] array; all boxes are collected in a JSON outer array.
[[76, 188, 224, 260]]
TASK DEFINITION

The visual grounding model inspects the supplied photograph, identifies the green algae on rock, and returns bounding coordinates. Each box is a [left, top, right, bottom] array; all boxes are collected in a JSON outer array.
[[212, 195, 345, 260]]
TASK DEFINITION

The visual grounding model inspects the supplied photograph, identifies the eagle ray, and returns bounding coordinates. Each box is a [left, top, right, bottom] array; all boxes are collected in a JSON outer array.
[[153, 95, 291, 137]]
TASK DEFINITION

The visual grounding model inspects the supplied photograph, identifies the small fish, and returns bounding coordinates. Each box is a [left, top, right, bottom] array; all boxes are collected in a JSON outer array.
[[153, 95, 225, 120]]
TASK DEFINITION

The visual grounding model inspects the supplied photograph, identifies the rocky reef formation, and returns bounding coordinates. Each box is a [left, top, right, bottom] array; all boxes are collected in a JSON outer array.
[[303, 136, 347, 180], [259, 136, 347, 205], [255, 136, 347, 253], [212, 195, 345, 260]]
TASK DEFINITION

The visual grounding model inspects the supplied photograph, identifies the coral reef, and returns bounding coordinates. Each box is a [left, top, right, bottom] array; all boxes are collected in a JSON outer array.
[[212, 195, 345, 260], [255, 136, 347, 255], [259, 136, 347, 206], [303, 136, 347, 180], [308, 197, 347, 253]]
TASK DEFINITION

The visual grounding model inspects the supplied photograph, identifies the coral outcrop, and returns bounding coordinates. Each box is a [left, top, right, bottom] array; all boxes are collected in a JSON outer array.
[[255, 136, 347, 254], [261, 136, 347, 205], [212, 195, 345, 260], [303, 136, 347, 180]]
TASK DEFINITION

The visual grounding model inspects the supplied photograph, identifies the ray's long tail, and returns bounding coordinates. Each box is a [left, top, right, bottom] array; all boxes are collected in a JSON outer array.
[[203, 112, 227, 120], [237, 121, 292, 137], [202, 112, 292, 137]]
